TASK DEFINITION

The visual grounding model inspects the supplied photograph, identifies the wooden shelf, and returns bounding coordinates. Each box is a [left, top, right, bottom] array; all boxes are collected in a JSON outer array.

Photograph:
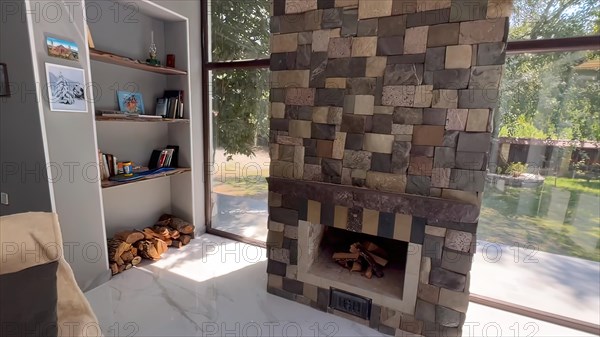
[[101, 168, 191, 189], [96, 115, 189, 123], [89, 49, 187, 75]]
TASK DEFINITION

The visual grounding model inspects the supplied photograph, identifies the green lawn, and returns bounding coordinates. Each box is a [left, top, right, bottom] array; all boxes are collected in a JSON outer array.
[[479, 182, 600, 262], [544, 177, 600, 195]]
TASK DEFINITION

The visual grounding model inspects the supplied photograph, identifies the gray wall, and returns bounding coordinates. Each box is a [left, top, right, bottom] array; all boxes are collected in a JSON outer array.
[[0, 0, 53, 215], [27, 0, 109, 291]]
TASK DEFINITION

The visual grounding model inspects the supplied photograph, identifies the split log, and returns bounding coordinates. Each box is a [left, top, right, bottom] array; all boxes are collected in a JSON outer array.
[[130, 247, 138, 256], [152, 226, 170, 238], [352, 243, 384, 278], [332, 252, 359, 260], [168, 229, 180, 239], [110, 263, 119, 275], [163, 238, 173, 246], [171, 217, 194, 234], [362, 241, 389, 259], [131, 256, 142, 266], [141, 228, 159, 240], [156, 214, 173, 226], [351, 261, 363, 272], [152, 238, 168, 255], [170, 240, 183, 248], [118, 264, 126, 273], [124, 263, 132, 270], [364, 265, 373, 279], [136, 240, 161, 260], [179, 234, 192, 245], [107, 239, 131, 265], [120, 250, 134, 263], [114, 230, 144, 244]]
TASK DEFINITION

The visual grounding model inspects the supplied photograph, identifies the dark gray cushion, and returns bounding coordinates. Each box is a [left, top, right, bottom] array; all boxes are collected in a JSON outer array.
[[0, 261, 58, 337]]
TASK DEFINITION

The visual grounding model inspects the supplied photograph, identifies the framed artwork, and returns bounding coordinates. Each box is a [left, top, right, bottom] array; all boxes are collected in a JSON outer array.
[[45, 63, 87, 113], [0, 63, 9, 97], [117, 91, 145, 114], [46, 37, 79, 61]]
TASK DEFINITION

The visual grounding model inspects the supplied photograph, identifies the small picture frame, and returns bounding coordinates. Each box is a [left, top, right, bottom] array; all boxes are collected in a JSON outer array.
[[45, 63, 88, 113], [0, 63, 9, 97], [117, 91, 145, 114], [46, 36, 79, 61]]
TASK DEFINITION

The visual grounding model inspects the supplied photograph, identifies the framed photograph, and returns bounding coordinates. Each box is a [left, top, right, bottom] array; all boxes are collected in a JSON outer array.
[[46, 37, 79, 61], [0, 63, 9, 97], [45, 63, 87, 113], [117, 91, 145, 114]]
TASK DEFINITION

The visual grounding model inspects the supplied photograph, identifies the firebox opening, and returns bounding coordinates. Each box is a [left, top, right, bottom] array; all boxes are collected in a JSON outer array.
[[308, 226, 409, 301]]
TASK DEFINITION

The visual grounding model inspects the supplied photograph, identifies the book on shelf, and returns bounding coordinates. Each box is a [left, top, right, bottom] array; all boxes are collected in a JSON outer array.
[[148, 146, 179, 169], [163, 90, 184, 119], [98, 151, 126, 180]]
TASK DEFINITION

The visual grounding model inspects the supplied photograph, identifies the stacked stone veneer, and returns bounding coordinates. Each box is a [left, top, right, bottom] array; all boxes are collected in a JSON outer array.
[[267, 0, 511, 336]]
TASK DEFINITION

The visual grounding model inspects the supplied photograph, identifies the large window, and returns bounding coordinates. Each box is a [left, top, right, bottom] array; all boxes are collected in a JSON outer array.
[[471, 0, 600, 330], [203, 0, 271, 243]]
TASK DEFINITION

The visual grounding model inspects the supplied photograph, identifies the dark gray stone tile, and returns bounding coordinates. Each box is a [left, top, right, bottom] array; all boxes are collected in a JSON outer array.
[[318, 0, 335, 9], [449, 169, 486, 192], [312, 123, 337, 140], [433, 69, 470, 89], [378, 15, 407, 37], [304, 138, 318, 156], [371, 153, 392, 172], [377, 36, 404, 56], [458, 89, 499, 109], [317, 287, 330, 311], [345, 133, 364, 150], [273, 0, 285, 16], [455, 152, 486, 170], [316, 88, 345, 106], [311, 52, 328, 88], [271, 16, 281, 34], [387, 53, 426, 64], [325, 58, 350, 77], [322, 159, 342, 179], [449, 0, 487, 22], [393, 107, 423, 124], [415, 299, 436, 322], [267, 259, 287, 276], [296, 45, 312, 69], [279, 13, 306, 33], [411, 145, 434, 157], [270, 207, 299, 226], [436, 305, 462, 328], [347, 77, 377, 95], [392, 141, 411, 173], [372, 114, 393, 134], [429, 267, 466, 292], [433, 147, 456, 168], [384, 64, 424, 85], [378, 212, 395, 238], [341, 8, 358, 36], [411, 216, 426, 244], [477, 42, 507, 66], [369, 304, 381, 330], [441, 248, 473, 275], [443, 131, 459, 147], [322, 8, 343, 28], [407, 8, 450, 27], [407, 175, 431, 196], [349, 57, 368, 77], [282, 277, 304, 295], [423, 108, 447, 126], [425, 47, 445, 71], [304, 156, 322, 165], [270, 118, 290, 131], [457, 132, 491, 152], [423, 234, 445, 262], [358, 18, 378, 36], [341, 114, 366, 133], [271, 88, 286, 102]]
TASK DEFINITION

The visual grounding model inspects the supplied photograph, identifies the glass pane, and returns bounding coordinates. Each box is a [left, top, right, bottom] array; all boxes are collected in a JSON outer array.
[[509, 0, 599, 40], [209, 0, 270, 62], [472, 51, 600, 323], [209, 68, 270, 241]]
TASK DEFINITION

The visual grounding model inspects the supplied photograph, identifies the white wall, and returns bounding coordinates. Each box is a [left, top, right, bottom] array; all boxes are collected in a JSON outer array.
[[0, 0, 53, 215]]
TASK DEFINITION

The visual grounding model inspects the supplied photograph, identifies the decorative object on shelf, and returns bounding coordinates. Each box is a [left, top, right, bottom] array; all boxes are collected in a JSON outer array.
[[122, 161, 134, 177], [166, 54, 175, 68], [117, 91, 144, 114], [155, 98, 167, 117], [45, 63, 87, 113], [0, 63, 9, 97], [46, 36, 79, 61], [85, 23, 95, 49], [146, 30, 160, 66]]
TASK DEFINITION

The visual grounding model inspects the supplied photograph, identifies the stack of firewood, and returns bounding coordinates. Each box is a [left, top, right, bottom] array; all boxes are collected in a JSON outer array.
[[107, 214, 194, 275], [333, 242, 388, 279]]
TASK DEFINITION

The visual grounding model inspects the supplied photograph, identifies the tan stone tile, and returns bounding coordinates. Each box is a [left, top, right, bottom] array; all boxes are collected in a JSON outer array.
[[351, 169, 367, 179], [325, 77, 347, 89], [330, 28, 342, 38], [418, 283, 440, 304], [404, 26, 429, 54], [413, 85, 433, 108], [336, 0, 359, 7], [304, 283, 319, 302], [332, 132, 347, 159], [289, 120, 312, 138], [374, 105, 394, 115], [328, 107, 343, 124], [271, 33, 299, 53], [446, 109, 468, 131], [441, 189, 480, 205], [271, 70, 310, 88], [365, 56, 387, 77], [268, 220, 285, 232], [419, 257, 431, 284], [312, 107, 329, 123], [285, 0, 317, 14], [268, 191, 282, 207], [380, 307, 401, 328], [392, 124, 414, 135], [364, 133, 395, 153], [358, 0, 393, 19], [312, 30, 331, 52], [425, 225, 447, 237], [271, 102, 285, 118], [431, 168, 451, 188], [394, 213, 412, 241], [307, 200, 321, 224], [328, 37, 352, 58], [354, 95, 375, 115], [439, 288, 470, 313], [466, 109, 490, 132], [334, 205, 349, 229], [362, 209, 380, 235], [487, 0, 513, 18], [459, 18, 507, 44], [432, 90, 458, 109], [382, 85, 415, 106], [416, 0, 451, 12], [352, 37, 378, 57], [366, 172, 407, 193], [445, 45, 472, 69], [268, 274, 283, 288]]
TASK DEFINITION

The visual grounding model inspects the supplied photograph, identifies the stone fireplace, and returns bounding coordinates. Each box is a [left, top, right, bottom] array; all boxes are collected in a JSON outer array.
[[266, 0, 511, 336]]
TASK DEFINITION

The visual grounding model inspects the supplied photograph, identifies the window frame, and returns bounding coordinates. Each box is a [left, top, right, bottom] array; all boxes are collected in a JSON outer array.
[[200, 0, 600, 330]]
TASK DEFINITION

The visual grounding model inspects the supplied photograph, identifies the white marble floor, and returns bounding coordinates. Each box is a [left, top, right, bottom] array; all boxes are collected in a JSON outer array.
[[85, 235, 596, 337]]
